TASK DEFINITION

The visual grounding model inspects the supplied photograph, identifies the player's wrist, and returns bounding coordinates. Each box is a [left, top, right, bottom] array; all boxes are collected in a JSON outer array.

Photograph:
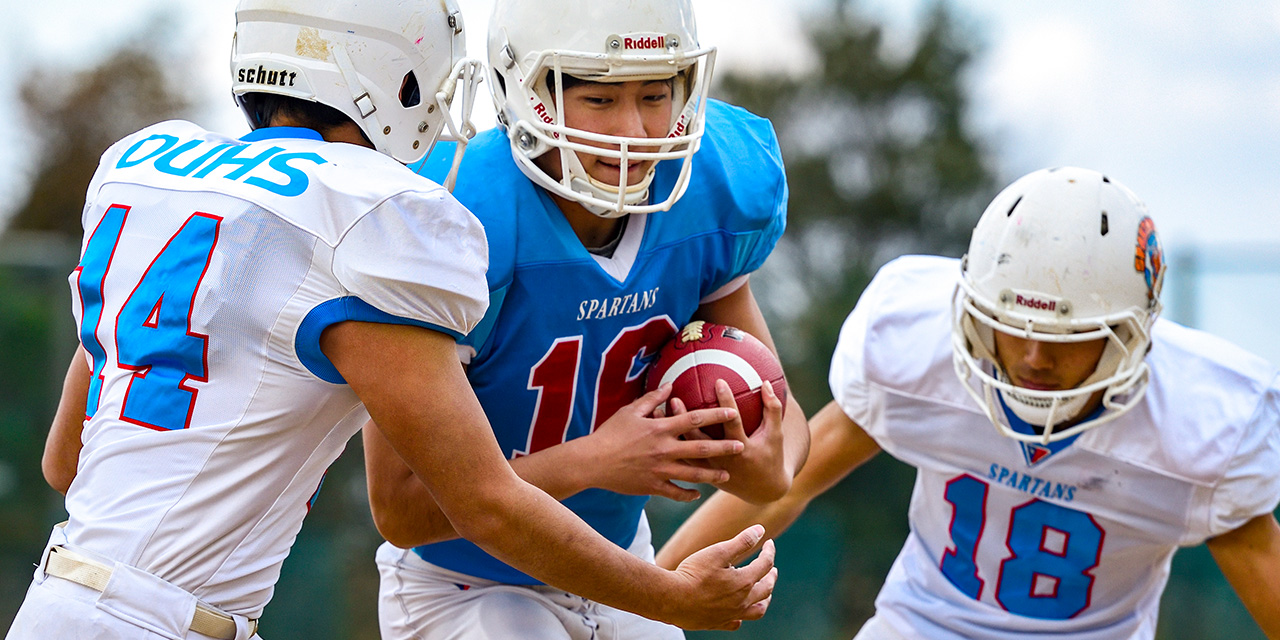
[[637, 566, 696, 626], [724, 474, 788, 505], [549, 437, 599, 493]]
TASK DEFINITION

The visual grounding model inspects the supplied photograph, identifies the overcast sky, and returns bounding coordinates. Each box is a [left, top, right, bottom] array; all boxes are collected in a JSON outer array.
[[3, 0, 1277, 363]]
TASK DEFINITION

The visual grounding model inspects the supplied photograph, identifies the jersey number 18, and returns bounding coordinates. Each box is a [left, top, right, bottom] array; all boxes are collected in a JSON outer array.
[[940, 474, 1105, 619]]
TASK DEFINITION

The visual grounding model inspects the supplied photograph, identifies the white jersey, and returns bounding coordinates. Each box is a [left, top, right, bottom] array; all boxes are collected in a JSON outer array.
[[831, 255, 1280, 639], [62, 121, 489, 618]]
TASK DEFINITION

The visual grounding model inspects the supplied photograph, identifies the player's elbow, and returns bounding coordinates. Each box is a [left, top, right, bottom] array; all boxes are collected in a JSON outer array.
[[437, 482, 533, 550], [370, 509, 421, 549], [368, 493, 460, 549], [441, 496, 511, 549], [41, 450, 76, 496]]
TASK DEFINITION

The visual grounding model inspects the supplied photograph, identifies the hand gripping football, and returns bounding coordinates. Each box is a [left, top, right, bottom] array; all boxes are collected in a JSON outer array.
[[644, 321, 788, 438]]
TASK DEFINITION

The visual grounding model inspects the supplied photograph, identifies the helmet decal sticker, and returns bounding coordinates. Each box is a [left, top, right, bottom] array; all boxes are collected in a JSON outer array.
[[1133, 216, 1163, 302]]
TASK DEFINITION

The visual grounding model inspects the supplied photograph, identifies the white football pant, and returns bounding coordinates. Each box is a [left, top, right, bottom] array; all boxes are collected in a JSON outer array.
[[376, 517, 683, 640]]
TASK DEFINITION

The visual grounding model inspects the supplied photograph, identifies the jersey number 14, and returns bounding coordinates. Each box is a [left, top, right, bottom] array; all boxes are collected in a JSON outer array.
[[74, 204, 221, 432]]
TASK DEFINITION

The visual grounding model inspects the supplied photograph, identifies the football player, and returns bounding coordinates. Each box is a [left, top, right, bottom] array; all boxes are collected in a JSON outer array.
[[8, 2, 778, 638], [361, 0, 810, 638], [657, 167, 1280, 638]]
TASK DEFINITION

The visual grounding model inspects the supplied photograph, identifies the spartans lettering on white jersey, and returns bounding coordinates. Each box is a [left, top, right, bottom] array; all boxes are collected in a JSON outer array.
[[64, 120, 488, 618], [408, 99, 787, 584], [830, 255, 1280, 639]]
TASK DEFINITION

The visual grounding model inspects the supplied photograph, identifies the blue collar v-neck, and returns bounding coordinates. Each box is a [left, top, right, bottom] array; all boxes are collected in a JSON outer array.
[[998, 391, 1105, 465], [239, 127, 324, 142]]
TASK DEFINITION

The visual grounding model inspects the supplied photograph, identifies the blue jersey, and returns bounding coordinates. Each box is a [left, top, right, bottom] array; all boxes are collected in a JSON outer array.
[[411, 100, 788, 584]]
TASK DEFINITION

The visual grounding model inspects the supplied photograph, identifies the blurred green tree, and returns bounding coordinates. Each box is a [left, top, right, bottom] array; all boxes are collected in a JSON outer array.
[[6, 29, 194, 237], [0, 22, 199, 627], [724, 1, 996, 415]]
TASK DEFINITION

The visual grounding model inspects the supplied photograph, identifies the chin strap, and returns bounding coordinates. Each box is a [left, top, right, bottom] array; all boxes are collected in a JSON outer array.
[[435, 58, 485, 191], [561, 140, 655, 218]]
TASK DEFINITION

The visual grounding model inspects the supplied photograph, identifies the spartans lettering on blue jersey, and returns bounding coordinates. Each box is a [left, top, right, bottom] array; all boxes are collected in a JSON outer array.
[[410, 99, 788, 585], [577, 288, 661, 321]]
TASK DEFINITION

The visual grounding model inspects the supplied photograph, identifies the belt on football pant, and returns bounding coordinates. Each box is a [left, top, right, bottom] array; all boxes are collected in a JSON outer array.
[[43, 545, 259, 639]]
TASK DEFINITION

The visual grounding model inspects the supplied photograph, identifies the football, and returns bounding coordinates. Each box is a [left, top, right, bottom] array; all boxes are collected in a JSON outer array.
[[644, 321, 787, 438]]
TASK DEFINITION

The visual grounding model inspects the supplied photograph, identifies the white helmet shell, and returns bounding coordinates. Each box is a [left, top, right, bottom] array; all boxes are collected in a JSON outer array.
[[231, 0, 484, 179], [952, 167, 1166, 443], [487, 0, 716, 217]]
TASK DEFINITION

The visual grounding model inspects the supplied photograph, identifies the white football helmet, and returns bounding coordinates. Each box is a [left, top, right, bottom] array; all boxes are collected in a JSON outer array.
[[231, 0, 484, 187], [487, 0, 717, 217], [952, 167, 1165, 444]]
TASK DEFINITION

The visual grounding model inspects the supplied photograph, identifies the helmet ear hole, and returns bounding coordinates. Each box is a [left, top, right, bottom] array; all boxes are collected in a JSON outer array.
[[399, 71, 421, 108]]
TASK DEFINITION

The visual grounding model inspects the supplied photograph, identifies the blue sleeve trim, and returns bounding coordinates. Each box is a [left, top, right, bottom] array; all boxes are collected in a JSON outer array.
[[295, 296, 464, 384], [460, 284, 509, 359]]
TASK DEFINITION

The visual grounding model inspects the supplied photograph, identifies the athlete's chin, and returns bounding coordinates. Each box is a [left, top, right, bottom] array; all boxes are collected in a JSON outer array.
[[589, 163, 652, 186], [1010, 378, 1067, 392]]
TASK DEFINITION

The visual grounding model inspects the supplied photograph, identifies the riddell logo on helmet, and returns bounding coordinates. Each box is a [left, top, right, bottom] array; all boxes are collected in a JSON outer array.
[[1015, 294, 1056, 312], [530, 98, 561, 138], [623, 35, 666, 50], [531, 99, 554, 125], [668, 113, 688, 138]]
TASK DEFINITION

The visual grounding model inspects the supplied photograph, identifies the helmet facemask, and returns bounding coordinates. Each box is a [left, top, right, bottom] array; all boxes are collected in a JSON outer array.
[[430, 57, 485, 191], [951, 279, 1157, 444], [488, 0, 716, 217]]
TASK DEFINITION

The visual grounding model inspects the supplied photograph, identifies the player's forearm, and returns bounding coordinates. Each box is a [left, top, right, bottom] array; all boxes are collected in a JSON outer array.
[[781, 394, 811, 477], [508, 439, 598, 499], [1208, 514, 1280, 639], [43, 347, 91, 495], [384, 427, 685, 622], [445, 469, 688, 621], [661, 401, 878, 568], [373, 422, 697, 623], [366, 427, 597, 548], [379, 451, 707, 621], [657, 488, 806, 570], [330, 323, 695, 621]]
